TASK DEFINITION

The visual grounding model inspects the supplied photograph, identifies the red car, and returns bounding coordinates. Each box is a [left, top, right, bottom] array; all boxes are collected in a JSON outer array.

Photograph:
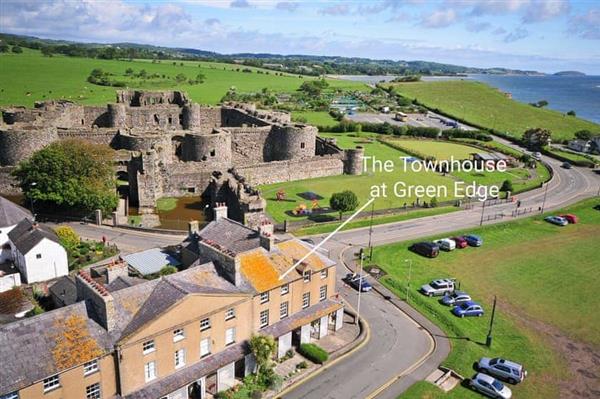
[[451, 236, 468, 248], [560, 214, 578, 224]]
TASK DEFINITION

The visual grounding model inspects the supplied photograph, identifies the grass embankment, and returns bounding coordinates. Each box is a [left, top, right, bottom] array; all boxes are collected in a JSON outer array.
[[259, 133, 458, 223], [0, 48, 364, 107], [389, 80, 599, 141], [370, 198, 600, 398]]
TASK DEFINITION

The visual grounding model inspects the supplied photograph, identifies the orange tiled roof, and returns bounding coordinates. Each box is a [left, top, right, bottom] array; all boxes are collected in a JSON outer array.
[[239, 249, 282, 292], [277, 240, 326, 271]]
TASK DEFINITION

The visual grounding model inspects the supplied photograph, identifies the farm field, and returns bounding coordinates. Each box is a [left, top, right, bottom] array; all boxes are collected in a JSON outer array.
[[259, 133, 459, 223], [370, 198, 600, 399], [389, 80, 599, 141], [0, 49, 365, 107]]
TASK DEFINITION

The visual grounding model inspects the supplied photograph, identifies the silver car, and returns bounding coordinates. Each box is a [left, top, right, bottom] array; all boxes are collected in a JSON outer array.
[[469, 373, 512, 399], [478, 357, 527, 384]]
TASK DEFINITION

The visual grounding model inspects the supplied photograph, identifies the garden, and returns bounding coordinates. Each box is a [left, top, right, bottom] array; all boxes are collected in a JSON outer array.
[[54, 226, 118, 270]]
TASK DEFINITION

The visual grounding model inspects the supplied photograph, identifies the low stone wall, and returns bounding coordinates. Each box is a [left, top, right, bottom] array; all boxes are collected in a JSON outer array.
[[237, 156, 344, 186]]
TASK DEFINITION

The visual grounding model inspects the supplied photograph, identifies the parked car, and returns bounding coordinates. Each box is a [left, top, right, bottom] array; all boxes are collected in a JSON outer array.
[[469, 373, 512, 399], [451, 236, 468, 248], [562, 161, 572, 169], [532, 152, 542, 161], [420, 278, 455, 297], [559, 214, 578, 224], [434, 238, 456, 251], [409, 241, 440, 258], [545, 215, 568, 226], [441, 291, 472, 306], [464, 234, 483, 247], [344, 273, 373, 292], [452, 301, 484, 317], [477, 357, 527, 384]]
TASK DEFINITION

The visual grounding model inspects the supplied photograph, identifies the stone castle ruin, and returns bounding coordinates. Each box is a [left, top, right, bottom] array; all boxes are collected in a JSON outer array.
[[0, 90, 363, 226]]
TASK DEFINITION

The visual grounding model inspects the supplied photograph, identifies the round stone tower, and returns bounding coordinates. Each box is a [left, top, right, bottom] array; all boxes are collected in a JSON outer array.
[[344, 146, 364, 175], [181, 103, 201, 130], [182, 131, 232, 167], [0, 126, 59, 166], [270, 124, 317, 161], [107, 103, 127, 128]]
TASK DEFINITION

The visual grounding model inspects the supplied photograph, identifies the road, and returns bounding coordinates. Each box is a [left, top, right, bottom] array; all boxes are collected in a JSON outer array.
[[67, 144, 599, 399]]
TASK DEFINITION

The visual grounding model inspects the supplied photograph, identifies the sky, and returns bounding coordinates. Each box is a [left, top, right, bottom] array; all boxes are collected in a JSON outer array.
[[1, 0, 599, 74]]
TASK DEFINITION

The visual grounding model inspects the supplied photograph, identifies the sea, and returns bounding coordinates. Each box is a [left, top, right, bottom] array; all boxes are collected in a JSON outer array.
[[333, 74, 600, 124]]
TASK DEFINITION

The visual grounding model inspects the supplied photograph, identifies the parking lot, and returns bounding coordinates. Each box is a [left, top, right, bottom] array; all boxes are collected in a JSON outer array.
[[346, 111, 477, 131]]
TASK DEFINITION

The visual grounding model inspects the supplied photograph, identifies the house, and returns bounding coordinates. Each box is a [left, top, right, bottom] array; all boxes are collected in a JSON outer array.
[[567, 139, 591, 153], [0, 205, 344, 399], [7, 219, 69, 284], [0, 196, 31, 264], [470, 152, 511, 169]]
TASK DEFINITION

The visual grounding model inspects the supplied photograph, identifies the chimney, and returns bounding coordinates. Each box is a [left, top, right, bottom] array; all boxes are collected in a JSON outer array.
[[260, 231, 275, 252], [75, 270, 116, 331], [188, 220, 200, 236], [213, 202, 228, 221], [258, 220, 274, 236], [106, 259, 128, 284]]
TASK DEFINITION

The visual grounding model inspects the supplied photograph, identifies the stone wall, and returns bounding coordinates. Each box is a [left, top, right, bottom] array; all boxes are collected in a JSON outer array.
[[229, 127, 273, 166], [181, 131, 232, 167], [0, 166, 19, 194], [56, 128, 117, 146], [269, 125, 317, 161], [0, 126, 59, 166], [237, 156, 344, 186]]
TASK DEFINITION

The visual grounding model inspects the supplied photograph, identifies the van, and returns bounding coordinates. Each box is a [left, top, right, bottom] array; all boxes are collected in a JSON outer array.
[[560, 214, 578, 224], [410, 242, 440, 258]]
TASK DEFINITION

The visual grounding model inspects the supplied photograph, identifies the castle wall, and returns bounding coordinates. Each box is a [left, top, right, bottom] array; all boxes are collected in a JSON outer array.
[[229, 127, 273, 166], [344, 147, 365, 175], [0, 126, 59, 166], [57, 129, 117, 146], [221, 108, 270, 127], [109, 105, 182, 130], [181, 131, 231, 167], [237, 156, 344, 186], [0, 166, 19, 194], [269, 125, 317, 161]]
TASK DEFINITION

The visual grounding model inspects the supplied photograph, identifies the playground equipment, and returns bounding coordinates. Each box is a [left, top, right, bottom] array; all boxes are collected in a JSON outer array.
[[292, 203, 312, 216], [276, 189, 286, 201]]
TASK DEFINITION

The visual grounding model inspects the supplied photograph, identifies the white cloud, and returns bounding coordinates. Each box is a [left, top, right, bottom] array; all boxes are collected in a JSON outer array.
[[420, 9, 457, 28], [319, 4, 351, 16], [504, 27, 529, 42], [522, 0, 569, 22]]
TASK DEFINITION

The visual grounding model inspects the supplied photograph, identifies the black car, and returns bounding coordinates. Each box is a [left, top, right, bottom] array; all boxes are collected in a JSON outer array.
[[410, 242, 440, 258], [562, 161, 572, 169]]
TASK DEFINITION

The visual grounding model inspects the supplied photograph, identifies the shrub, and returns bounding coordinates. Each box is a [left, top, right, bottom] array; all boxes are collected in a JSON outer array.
[[54, 225, 80, 249], [159, 265, 178, 276], [296, 361, 308, 369], [299, 343, 329, 364]]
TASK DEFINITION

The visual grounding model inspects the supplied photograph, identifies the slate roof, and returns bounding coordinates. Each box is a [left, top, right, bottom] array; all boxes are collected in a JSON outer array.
[[0, 302, 113, 395], [198, 218, 261, 255], [0, 196, 31, 228], [123, 248, 181, 276], [48, 276, 77, 307], [105, 275, 146, 292], [7, 218, 61, 255]]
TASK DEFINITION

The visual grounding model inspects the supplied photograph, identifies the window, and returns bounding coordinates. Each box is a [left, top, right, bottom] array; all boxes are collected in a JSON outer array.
[[200, 338, 211, 358], [320, 269, 328, 279], [300, 142, 306, 149], [259, 309, 269, 328], [320, 285, 327, 302], [225, 308, 235, 321], [174, 349, 186, 369], [303, 270, 311, 283], [280, 284, 289, 295], [280, 301, 289, 319], [1, 392, 18, 399], [142, 340, 155, 354], [83, 359, 99, 376], [225, 327, 236, 345], [200, 318, 211, 331], [173, 328, 185, 342], [86, 383, 101, 399], [260, 291, 269, 304], [43, 375, 60, 392], [302, 292, 310, 309], [144, 361, 157, 382], [36, 253, 42, 259]]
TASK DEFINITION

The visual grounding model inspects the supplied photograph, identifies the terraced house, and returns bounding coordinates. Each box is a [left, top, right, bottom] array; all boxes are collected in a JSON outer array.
[[0, 206, 344, 399]]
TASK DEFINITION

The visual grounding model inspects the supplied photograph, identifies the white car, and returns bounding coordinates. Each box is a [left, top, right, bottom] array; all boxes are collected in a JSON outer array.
[[470, 373, 512, 399], [434, 238, 456, 251], [477, 358, 527, 384], [532, 152, 542, 160]]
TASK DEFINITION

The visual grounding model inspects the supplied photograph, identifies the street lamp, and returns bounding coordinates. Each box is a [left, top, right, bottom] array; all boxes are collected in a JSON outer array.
[[540, 181, 550, 214], [486, 295, 498, 347], [479, 199, 487, 226], [355, 248, 365, 325], [367, 201, 375, 260], [404, 259, 412, 302], [29, 182, 37, 220]]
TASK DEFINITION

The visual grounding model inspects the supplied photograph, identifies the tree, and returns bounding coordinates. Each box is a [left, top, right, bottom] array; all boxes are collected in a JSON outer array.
[[54, 225, 80, 250], [41, 46, 54, 57], [575, 130, 592, 141], [500, 179, 513, 197], [195, 72, 206, 83], [330, 190, 359, 220], [566, 110, 576, 116], [430, 197, 438, 208], [249, 334, 276, 375], [125, 67, 134, 76], [175, 73, 187, 83], [0, 43, 9, 53], [522, 128, 551, 149], [11, 45, 22, 53], [13, 139, 118, 215]]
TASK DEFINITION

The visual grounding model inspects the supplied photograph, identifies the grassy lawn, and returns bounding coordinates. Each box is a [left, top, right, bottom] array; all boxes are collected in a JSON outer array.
[[389, 80, 599, 141], [292, 111, 339, 127], [386, 139, 483, 161], [370, 198, 600, 398], [0, 49, 365, 107], [546, 147, 597, 166], [295, 206, 458, 236], [259, 133, 458, 223], [156, 197, 178, 212], [453, 161, 550, 194]]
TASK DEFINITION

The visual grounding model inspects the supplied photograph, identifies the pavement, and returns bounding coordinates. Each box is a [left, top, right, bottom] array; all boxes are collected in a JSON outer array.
[[63, 139, 599, 399], [346, 111, 476, 131]]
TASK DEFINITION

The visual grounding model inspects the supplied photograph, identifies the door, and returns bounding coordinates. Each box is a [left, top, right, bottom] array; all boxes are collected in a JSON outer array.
[[188, 380, 203, 399]]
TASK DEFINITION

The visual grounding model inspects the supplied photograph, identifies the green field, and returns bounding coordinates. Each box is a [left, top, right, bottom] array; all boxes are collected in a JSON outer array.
[[389, 80, 599, 141], [259, 133, 459, 223], [386, 139, 481, 161], [371, 199, 600, 399], [292, 111, 339, 127], [0, 49, 365, 107]]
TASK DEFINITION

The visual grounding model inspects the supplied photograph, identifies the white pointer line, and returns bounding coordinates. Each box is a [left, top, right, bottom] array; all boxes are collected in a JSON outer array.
[[280, 197, 376, 280]]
